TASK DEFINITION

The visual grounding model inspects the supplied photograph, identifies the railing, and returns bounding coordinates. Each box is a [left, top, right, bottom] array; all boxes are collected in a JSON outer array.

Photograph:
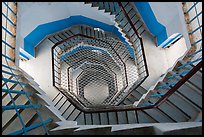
[[109, 2, 149, 105], [51, 33, 202, 113], [51, 3, 150, 107], [50, 2, 202, 113], [183, 2, 202, 60], [53, 46, 202, 113], [2, 2, 52, 135], [51, 34, 129, 107]]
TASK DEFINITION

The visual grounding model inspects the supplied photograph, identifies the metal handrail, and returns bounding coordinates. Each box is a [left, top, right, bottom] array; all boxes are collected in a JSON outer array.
[[51, 32, 202, 113], [51, 2, 201, 113], [2, 2, 52, 135]]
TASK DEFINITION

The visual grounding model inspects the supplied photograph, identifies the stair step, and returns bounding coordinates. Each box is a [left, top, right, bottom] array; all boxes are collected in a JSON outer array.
[[137, 110, 157, 123], [127, 110, 138, 124], [123, 98, 133, 105], [104, 2, 110, 12], [117, 111, 128, 124], [187, 72, 202, 90], [136, 86, 147, 94], [2, 94, 29, 128], [158, 101, 189, 122], [26, 115, 47, 135], [92, 113, 100, 125], [52, 93, 63, 105], [54, 96, 67, 110], [168, 93, 200, 119], [143, 108, 174, 123], [84, 113, 92, 125], [3, 84, 22, 99], [108, 112, 117, 124], [2, 111, 25, 135], [177, 83, 202, 108], [67, 109, 81, 121], [75, 112, 85, 125], [48, 37, 59, 44], [2, 92, 19, 106], [2, 107, 37, 135], [63, 105, 75, 120], [99, 112, 109, 125]]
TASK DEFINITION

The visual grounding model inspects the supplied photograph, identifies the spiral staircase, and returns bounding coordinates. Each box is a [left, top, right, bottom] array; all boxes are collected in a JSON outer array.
[[2, 2, 202, 135]]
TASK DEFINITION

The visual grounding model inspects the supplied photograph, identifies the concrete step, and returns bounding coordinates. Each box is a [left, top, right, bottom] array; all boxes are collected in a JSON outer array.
[[54, 96, 67, 110], [126, 110, 138, 124], [2, 92, 19, 106], [144, 108, 175, 123], [2, 107, 37, 135], [187, 71, 202, 90], [75, 112, 85, 125], [117, 111, 128, 124], [63, 105, 75, 120], [146, 91, 190, 122], [52, 92, 63, 105], [108, 112, 118, 125], [84, 113, 92, 125], [137, 110, 158, 123], [2, 94, 29, 128], [26, 115, 47, 135], [92, 113, 100, 125], [67, 109, 81, 121], [177, 83, 202, 108], [99, 112, 109, 125], [167, 93, 200, 120], [157, 101, 189, 122]]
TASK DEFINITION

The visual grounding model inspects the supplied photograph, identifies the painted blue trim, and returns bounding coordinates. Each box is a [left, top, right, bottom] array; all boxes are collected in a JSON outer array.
[[2, 39, 15, 49], [167, 70, 190, 79], [2, 25, 15, 37], [2, 64, 18, 71], [159, 33, 182, 48], [156, 82, 176, 89], [2, 77, 28, 86], [189, 25, 202, 35], [177, 57, 202, 70], [143, 102, 154, 107], [24, 15, 134, 58], [150, 93, 164, 97], [2, 104, 42, 110], [8, 118, 52, 135], [2, 89, 33, 95], [3, 2, 17, 16], [134, 2, 168, 46], [188, 49, 202, 57], [20, 51, 30, 60], [188, 11, 202, 24], [192, 38, 202, 46], [20, 48, 34, 60], [185, 2, 198, 14], [2, 12, 16, 26], [2, 70, 20, 77], [2, 54, 14, 61]]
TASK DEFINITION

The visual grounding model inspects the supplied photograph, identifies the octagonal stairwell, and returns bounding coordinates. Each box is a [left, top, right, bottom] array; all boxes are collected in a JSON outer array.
[[2, 2, 202, 135]]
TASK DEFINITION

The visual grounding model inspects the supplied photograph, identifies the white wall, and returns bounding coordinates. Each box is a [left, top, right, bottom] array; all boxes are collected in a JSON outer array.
[[16, 2, 115, 49], [149, 2, 191, 48]]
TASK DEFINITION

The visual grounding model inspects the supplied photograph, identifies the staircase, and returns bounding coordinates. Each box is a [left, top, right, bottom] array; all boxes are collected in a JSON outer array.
[[2, 2, 202, 135], [85, 2, 147, 46]]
